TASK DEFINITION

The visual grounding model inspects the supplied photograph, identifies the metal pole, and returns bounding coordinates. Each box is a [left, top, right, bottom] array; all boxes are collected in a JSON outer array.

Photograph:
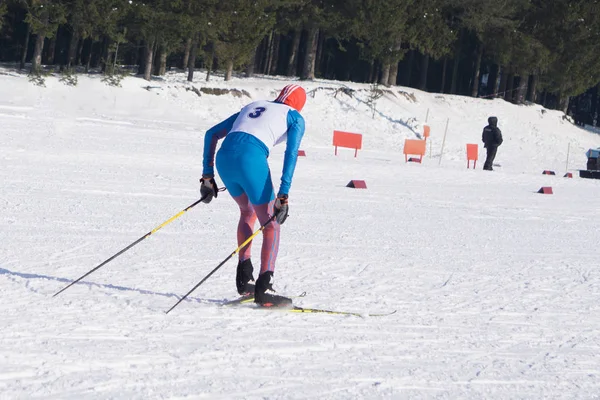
[[438, 118, 449, 166], [566, 142, 571, 173]]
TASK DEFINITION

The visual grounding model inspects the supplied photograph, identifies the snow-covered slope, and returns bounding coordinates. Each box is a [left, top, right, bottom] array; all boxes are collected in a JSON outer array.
[[1, 68, 600, 399]]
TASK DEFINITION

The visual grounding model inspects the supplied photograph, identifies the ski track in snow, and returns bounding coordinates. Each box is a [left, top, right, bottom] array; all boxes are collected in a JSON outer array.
[[1, 69, 600, 399]]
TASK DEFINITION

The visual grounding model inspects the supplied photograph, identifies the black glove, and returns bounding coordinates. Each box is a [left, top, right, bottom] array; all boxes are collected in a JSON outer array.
[[200, 175, 219, 204], [274, 194, 289, 225]]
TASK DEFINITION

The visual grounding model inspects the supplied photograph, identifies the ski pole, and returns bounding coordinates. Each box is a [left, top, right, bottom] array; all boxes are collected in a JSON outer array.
[[166, 214, 277, 314], [54, 193, 218, 297]]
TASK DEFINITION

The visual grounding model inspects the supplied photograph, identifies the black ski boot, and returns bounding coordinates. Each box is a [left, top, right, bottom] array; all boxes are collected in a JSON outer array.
[[254, 271, 292, 308], [236, 258, 255, 295]]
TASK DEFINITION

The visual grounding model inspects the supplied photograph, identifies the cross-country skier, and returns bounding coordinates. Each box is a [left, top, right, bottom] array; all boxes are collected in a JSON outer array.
[[200, 84, 306, 306]]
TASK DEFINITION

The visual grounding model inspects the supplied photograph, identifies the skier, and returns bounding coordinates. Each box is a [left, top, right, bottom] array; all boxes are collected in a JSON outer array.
[[200, 84, 306, 306], [482, 116, 503, 171]]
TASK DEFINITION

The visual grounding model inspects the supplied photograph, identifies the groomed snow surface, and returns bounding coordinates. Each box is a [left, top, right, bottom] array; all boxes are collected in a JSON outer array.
[[2, 67, 600, 399]]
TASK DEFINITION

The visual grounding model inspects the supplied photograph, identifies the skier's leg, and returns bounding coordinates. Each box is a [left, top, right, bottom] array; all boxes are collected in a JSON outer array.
[[231, 193, 257, 262], [253, 201, 280, 275]]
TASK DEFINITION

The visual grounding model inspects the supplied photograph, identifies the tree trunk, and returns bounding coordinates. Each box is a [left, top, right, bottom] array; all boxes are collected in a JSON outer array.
[[206, 46, 215, 82], [593, 84, 600, 127], [450, 52, 460, 93], [314, 30, 326, 77], [144, 38, 155, 81], [450, 30, 463, 94], [419, 53, 429, 91], [471, 44, 483, 97], [20, 25, 30, 70], [496, 65, 508, 98], [76, 38, 84, 65], [388, 61, 399, 86], [158, 45, 167, 76], [182, 37, 192, 69], [504, 69, 515, 102], [225, 59, 234, 81], [526, 74, 538, 103], [67, 31, 79, 68], [370, 60, 378, 83], [286, 29, 301, 76], [558, 92, 570, 114], [187, 36, 198, 82], [541, 91, 547, 108], [404, 50, 414, 86], [366, 60, 374, 82], [32, 34, 45, 73], [264, 30, 274, 74], [380, 63, 391, 86], [387, 38, 402, 87], [487, 64, 499, 97], [101, 36, 110, 72], [516, 74, 528, 104], [246, 48, 256, 77], [270, 33, 281, 75], [255, 36, 267, 73], [104, 50, 113, 73], [47, 34, 57, 65], [85, 40, 93, 72], [440, 57, 447, 93], [300, 26, 319, 80]]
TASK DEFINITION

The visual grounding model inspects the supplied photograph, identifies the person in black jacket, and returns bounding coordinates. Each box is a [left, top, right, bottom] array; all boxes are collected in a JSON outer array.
[[482, 116, 503, 171]]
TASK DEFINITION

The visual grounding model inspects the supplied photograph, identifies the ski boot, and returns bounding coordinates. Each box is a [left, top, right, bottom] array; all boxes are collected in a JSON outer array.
[[236, 258, 255, 295], [254, 271, 292, 308]]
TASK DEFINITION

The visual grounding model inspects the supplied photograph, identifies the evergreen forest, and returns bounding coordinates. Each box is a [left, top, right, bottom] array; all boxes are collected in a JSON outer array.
[[1, 0, 599, 124]]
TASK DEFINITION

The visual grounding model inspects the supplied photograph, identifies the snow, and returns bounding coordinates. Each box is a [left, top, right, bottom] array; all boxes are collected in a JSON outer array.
[[2, 67, 600, 399]]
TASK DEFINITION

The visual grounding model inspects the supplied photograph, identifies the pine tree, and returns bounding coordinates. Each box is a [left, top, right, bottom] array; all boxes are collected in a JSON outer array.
[[212, 0, 276, 81], [21, 0, 66, 73], [530, 0, 600, 112], [339, 0, 413, 86], [405, 0, 454, 91]]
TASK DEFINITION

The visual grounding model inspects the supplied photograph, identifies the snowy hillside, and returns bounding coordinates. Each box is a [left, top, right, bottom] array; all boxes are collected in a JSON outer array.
[[2, 67, 600, 399]]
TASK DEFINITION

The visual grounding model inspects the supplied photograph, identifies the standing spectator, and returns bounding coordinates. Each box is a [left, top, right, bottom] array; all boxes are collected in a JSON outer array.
[[482, 116, 503, 171]]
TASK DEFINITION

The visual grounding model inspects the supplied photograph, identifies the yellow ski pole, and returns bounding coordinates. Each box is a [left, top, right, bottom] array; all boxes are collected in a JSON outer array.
[[54, 195, 211, 297]]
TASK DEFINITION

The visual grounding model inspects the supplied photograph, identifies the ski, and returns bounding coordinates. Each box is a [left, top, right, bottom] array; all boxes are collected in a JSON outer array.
[[284, 306, 397, 317]]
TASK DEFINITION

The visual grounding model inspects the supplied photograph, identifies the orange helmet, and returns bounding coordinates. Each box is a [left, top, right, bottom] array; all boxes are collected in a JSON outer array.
[[275, 84, 306, 112]]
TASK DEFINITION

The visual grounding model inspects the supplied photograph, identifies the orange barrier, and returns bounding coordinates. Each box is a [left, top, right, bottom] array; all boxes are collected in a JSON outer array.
[[423, 125, 430, 140], [466, 143, 478, 169], [333, 130, 362, 157], [403, 139, 426, 163]]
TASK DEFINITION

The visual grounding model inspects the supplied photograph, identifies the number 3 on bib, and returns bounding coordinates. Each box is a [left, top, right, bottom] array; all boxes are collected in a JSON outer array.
[[248, 107, 266, 119]]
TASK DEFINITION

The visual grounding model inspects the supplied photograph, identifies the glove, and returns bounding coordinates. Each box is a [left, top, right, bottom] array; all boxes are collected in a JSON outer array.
[[200, 174, 219, 204], [274, 194, 289, 225]]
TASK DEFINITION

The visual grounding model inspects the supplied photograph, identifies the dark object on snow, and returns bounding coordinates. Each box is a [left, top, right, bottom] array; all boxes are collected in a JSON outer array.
[[482, 117, 503, 170], [579, 148, 600, 180], [580, 170, 600, 180]]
